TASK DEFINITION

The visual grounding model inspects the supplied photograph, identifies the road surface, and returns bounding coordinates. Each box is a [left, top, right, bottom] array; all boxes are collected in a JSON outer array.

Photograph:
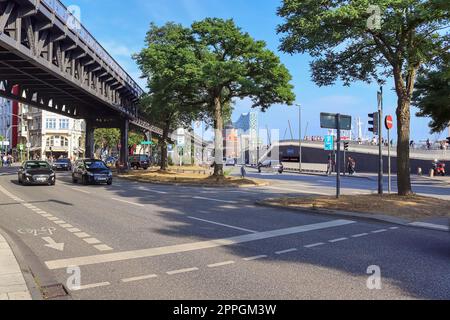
[[0, 166, 449, 300]]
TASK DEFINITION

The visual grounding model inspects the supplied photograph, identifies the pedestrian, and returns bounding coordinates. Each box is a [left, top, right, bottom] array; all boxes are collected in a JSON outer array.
[[348, 157, 356, 175], [327, 154, 334, 176], [240, 165, 246, 179]]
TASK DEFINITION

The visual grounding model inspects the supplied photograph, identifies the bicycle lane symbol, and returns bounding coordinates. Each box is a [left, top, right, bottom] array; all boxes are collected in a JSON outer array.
[[18, 227, 57, 237]]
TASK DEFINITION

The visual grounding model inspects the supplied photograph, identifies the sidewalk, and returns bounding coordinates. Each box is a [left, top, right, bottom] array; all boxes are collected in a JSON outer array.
[[0, 233, 32, 300]]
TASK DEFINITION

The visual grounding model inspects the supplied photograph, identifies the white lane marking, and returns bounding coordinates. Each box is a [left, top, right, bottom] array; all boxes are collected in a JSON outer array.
[[45, 219, 355, 270], [371, 229, 388, 234], [83, 238, 102, 245], [389, 227, 399, 230], [193, 196, 237, 204], [275, 248, 298, 255], [207, 261, 235, 268], [408, 222, 449, 232], [94, 244, 113, 252], [111, 198, 145, 207], [329, 237, 348, 243], [47, 217, 59, 221], [304, 243, 325, 248], [69, 187, 91, 194], [351, 233, 369, 238], [188, 216, 257, 233], [70, 282, 111, 291], [138, 187, 168, 194], [167, 268, 199, 275], [74, 232, 90, 238], [54, 221, 66, 224], [264, 186, 328, 196], [41, 214, 53, 218], [67, 228, 81, 233], [121, 274, 158, 283], [60, 224, 74, 228], [243, 255, 268, 261]]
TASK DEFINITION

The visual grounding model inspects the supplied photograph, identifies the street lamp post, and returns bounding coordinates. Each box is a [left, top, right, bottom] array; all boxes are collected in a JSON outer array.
[[295, 104, 302, 172]]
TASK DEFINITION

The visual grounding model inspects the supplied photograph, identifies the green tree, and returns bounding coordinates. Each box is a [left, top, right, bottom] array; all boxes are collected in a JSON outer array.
[[413, 55, 450, 133], [191, 18, 296, 176], [94, 128, 120, 154], [277, 0, 449, 195], [134, 23, 204, 171]]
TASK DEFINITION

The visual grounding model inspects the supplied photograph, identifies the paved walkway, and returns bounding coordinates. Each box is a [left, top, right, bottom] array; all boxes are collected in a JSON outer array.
[[0, 233, 32, 300]]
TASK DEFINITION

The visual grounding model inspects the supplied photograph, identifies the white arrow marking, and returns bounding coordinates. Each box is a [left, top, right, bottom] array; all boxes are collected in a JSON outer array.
[[42, 237, 65, 251]]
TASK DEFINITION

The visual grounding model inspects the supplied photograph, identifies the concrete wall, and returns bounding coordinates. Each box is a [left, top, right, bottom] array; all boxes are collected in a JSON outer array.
[[279, 145, 449, 175]]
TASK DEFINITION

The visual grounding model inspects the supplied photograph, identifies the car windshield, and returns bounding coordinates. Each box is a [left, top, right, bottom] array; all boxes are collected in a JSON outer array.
[[24, 161, 50, 170], [85, 161, 108, 169]]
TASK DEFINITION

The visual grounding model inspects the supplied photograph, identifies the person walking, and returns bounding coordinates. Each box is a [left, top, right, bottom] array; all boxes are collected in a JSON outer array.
[[327, 154, 335, 176], [240, 165, 247, 179]]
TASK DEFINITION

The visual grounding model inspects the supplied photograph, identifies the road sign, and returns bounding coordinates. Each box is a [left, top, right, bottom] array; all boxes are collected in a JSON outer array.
[[26, 142, 31, 148], [140, 141, 153, 145], [324, 135, 334, 151], [320, 113, 352, 130], [18, 144, 24, 151], [385, 115, 393, 130], [0, 141, 10, 147]]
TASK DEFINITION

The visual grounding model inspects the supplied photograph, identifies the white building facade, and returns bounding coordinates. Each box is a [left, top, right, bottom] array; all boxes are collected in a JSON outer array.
[[0, 97, 13, 144], [22, 106, 85, 161]]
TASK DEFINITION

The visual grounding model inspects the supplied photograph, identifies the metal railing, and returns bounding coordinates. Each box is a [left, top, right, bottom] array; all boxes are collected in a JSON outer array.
[[41, 0, 144, 97]]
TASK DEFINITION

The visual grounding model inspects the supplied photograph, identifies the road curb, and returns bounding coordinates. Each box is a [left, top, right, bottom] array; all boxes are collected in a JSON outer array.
[[254, 201, 450, 233]]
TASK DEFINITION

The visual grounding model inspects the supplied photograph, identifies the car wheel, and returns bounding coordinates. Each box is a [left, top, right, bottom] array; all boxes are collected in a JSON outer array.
[[107, 180, 112, 186], [82, 175, 89, 185]]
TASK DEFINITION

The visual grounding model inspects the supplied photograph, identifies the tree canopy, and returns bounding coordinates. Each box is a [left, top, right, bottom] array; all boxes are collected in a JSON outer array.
[[413, 55, 450, 133], [277, 0, 449, 195]]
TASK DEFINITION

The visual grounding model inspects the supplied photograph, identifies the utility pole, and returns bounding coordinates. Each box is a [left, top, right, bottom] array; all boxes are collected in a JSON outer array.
[[295, 103, 302, 172], [336, 114, 341, 198], [377, 86, 384, 195]]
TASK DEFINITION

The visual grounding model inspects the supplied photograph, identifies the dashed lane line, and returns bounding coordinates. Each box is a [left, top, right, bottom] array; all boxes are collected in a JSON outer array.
[[70, 282, 111, 291], [207, 261, 236, 268], [328, 237, 348, 243], [111, 198, 145, 207], [121, 274, 158, 283], [304, 243, 325, 248], [167, 268, 199, 275], [275, 248, 298, 255], [371, 229, 388, 234], [243, 255, 268, 261], [187, 216, 257, 234], [45, 220, 355, 270], [351, 233, 369, 238]]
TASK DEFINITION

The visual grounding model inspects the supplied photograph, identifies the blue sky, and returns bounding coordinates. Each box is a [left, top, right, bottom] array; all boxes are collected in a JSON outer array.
[[66, 0, 442, 142]]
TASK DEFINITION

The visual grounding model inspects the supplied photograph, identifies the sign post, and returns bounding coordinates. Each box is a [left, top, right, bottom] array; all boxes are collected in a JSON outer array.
[[377, 87, 384, 195], [385, 115, 394, 194], [321, 113, 352, 199]]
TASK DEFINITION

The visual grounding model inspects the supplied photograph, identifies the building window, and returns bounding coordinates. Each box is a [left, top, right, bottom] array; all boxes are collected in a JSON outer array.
[[46, 136, 69, 147], [46, 118, 56, 129], [59, 119, 69, 130]]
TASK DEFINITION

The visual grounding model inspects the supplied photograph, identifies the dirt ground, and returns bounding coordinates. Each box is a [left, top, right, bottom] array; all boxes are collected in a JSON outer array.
[[264, 194, 450, 221], [118, 169, 266, 187]]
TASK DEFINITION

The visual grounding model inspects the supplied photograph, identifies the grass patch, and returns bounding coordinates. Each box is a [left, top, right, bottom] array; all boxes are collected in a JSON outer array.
[[118, 168, 266, 187], [263, 194, 450, 221]]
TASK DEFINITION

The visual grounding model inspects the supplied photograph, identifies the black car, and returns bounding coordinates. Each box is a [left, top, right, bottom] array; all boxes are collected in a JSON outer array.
[[72, 159, 113, 185], [18, 161, 56, 186], [129, 154, 150, 170], [52, 158, 72, 171]]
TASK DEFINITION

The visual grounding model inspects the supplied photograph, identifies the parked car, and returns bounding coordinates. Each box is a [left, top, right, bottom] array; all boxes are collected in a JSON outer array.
[[18, 161, 56, 186], [72, 159, 113, 185], [258, 160, 284, 174], [52, 158, 72, 171], [129, 154, 150, 170], [225, 158, 237, 166]]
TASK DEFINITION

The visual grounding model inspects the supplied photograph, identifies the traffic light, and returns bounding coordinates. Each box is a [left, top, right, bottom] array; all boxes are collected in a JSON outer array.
[[368, 112, 379, 134], [344, 142, 349, 151]]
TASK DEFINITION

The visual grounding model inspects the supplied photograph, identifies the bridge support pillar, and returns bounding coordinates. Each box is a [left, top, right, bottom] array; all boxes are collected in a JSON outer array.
[[120, 119, 129, 171], [85, 120, 95, 159]]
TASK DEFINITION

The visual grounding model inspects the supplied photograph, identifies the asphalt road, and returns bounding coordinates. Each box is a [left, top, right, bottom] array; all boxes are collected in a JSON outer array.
[[0, 166, 449, 300]]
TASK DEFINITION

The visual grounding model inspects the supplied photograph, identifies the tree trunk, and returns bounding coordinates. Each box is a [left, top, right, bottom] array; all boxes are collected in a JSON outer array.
[[396, 96, 413, 196], [160, 126, 170, 171], [213, 96, 224, 177]]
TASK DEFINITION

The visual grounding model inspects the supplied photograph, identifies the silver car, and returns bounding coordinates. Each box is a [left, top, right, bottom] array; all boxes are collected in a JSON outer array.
[[258, 160, 284, 174]]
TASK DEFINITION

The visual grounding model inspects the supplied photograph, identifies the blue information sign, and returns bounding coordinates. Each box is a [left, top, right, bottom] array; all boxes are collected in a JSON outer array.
[[324, 135, 334, 151]]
